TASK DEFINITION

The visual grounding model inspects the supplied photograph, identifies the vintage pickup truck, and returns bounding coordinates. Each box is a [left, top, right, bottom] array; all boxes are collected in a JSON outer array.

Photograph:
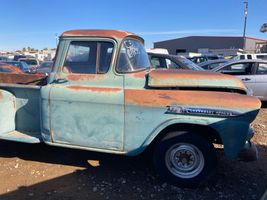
[[0, 30, 261, 187]]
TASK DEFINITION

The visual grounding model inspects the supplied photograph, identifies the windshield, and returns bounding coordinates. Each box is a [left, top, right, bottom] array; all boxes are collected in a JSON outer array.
[[20, 59, 38, 65], [177, 56, 204, 70], [117, 39, 150, 73], [40, 62, 53, 68]]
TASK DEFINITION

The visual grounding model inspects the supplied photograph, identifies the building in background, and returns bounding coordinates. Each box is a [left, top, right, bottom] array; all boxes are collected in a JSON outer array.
[[154, 36, 267, 57]]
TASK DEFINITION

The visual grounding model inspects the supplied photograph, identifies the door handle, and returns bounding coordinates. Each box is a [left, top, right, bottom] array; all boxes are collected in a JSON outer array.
[[241, 78, 251, 81], [53, 78, 68, 84]]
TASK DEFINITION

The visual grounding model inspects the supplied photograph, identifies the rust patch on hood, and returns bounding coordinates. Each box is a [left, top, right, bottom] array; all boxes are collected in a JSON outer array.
[[148, 69, 246, 91], [125, 89, 261, 110], [0, 91, 3, 100], [66, 85, 121, 93]]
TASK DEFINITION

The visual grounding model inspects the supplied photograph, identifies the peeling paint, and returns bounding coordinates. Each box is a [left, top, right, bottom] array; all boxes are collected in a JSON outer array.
[[125, 89, 261, 110], [129, 71, 147, 79], [62, 30, 144, 43], [148, 69, 246, 91], [0, 73, 46, 85], [67, 74, 108, 82], [66, 85, 121, 93]]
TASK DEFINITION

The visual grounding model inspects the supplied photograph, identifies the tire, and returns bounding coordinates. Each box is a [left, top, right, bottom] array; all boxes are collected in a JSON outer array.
[[153, 131, 217, 188]]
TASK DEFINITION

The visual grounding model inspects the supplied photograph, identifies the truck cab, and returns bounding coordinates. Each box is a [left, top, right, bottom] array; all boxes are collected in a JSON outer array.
[[0, 30, 261, 187]]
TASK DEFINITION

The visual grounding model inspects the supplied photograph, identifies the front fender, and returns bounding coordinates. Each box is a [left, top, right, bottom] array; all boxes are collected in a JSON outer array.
[[142, 117, 210, 148], [128, 115, 254, 160], [126, 117, 211, 156]]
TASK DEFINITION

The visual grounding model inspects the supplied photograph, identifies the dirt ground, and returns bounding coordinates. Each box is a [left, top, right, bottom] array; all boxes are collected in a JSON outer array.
[[0, 106, 266, 200]]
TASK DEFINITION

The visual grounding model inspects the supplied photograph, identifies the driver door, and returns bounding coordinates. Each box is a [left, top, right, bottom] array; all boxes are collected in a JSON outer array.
[[47, 40, 124, 151]]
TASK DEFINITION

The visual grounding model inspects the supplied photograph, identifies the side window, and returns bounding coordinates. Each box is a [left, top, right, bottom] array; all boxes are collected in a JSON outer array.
[[117, 39, 150, 73], [150, 57, 162, 68], [209, 63, 221, 70], [257, 55, 267, 60], [220, 63, 253, 75], [63, 41, 114, 74], [165, 58, 181, 69], [247, 55, 252, 59], [257, 63, 267, 74]]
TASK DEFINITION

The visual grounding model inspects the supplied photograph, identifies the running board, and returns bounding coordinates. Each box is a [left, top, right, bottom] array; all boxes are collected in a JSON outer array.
[[0, 130, 41, 143]]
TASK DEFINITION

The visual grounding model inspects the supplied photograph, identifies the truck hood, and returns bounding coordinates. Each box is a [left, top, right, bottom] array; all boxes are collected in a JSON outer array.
[[125, 89, 261, 122], [147, 69, 247, 94]]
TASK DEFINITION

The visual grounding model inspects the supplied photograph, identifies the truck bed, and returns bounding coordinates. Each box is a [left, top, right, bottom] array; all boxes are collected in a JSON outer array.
[[0, 74, 44, 141], [0, 73, 47, 86]]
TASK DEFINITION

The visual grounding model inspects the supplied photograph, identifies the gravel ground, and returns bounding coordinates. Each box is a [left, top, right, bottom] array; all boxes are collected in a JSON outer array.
[[0, 106, 266, 200]]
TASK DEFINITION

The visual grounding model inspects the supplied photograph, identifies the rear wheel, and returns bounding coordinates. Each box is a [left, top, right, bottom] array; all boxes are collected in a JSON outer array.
[[153, 131, 217, 188]]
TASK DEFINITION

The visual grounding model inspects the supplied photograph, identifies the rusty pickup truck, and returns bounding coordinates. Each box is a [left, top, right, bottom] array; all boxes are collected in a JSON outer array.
[[0, 30, 261, 187]]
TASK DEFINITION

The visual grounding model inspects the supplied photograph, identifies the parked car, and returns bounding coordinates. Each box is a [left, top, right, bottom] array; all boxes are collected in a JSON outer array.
[[148, 53, 204, 70], [0, 63, 23, 73], [199, 59, 229, 70], [3, 61, 31, 73], [188, 55, 222, 64], [233, 53, 267, 60], [18, 58, 39, 73], [0, 30, 261, 188], [37, 61, 53, 75], [0, 56, 9, 61], [212, 59, 267, 100], [13, 55, 27, 61]]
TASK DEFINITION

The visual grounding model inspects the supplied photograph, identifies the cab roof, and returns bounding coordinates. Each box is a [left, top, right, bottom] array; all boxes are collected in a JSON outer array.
[[61, 29, 144, 42]]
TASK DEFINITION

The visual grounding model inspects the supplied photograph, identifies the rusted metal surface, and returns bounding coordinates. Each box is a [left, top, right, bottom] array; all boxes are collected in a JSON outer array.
[[128, 71, 148, 79], [62, 30, 144, 42], [148, 69, 246, 90], [66, 74, 108, 82], [0, 64, 23, 73], [66, 85, 121, 93], [125, 89, 261, 110], [0, 73, 46, 85], [0, 91, 2, 100]]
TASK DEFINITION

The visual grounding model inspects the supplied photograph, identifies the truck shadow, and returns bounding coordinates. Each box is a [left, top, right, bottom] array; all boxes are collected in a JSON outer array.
[[0, 141, 266, 200], [261, 101, 267, 108]]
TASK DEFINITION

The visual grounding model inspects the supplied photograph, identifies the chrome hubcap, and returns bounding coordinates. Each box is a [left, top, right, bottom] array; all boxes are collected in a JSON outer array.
[[165, 143, 204, 179]]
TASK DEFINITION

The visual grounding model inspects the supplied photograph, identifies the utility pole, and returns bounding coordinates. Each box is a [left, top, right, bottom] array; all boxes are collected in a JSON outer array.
[[243, 0, 248, 52]]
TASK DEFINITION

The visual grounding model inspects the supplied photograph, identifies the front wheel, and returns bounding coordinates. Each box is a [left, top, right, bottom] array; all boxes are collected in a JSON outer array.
[[153, 131, 217, 188]]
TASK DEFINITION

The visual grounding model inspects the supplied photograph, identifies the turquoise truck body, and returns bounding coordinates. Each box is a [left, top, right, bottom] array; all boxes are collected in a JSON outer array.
[[0, 30, 261, 160]]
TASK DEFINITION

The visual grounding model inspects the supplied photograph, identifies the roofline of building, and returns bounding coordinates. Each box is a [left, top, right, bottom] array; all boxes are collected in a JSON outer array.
[[154, 35, 267, 44]]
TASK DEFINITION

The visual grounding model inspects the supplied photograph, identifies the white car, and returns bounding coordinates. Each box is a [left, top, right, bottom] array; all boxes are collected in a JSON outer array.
[[233, 53, 267, 60], [212, 59, 267, 101]]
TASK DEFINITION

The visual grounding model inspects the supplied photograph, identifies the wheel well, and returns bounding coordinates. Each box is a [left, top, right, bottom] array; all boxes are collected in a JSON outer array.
[[147, 123, 222, 153]]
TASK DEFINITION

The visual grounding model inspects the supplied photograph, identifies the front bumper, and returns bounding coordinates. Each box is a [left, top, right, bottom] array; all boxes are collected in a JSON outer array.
[[238, 141, 258, 162]]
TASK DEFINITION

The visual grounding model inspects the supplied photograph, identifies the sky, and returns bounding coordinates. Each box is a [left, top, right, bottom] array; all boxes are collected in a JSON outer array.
[[0, 0, 266, 51]]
